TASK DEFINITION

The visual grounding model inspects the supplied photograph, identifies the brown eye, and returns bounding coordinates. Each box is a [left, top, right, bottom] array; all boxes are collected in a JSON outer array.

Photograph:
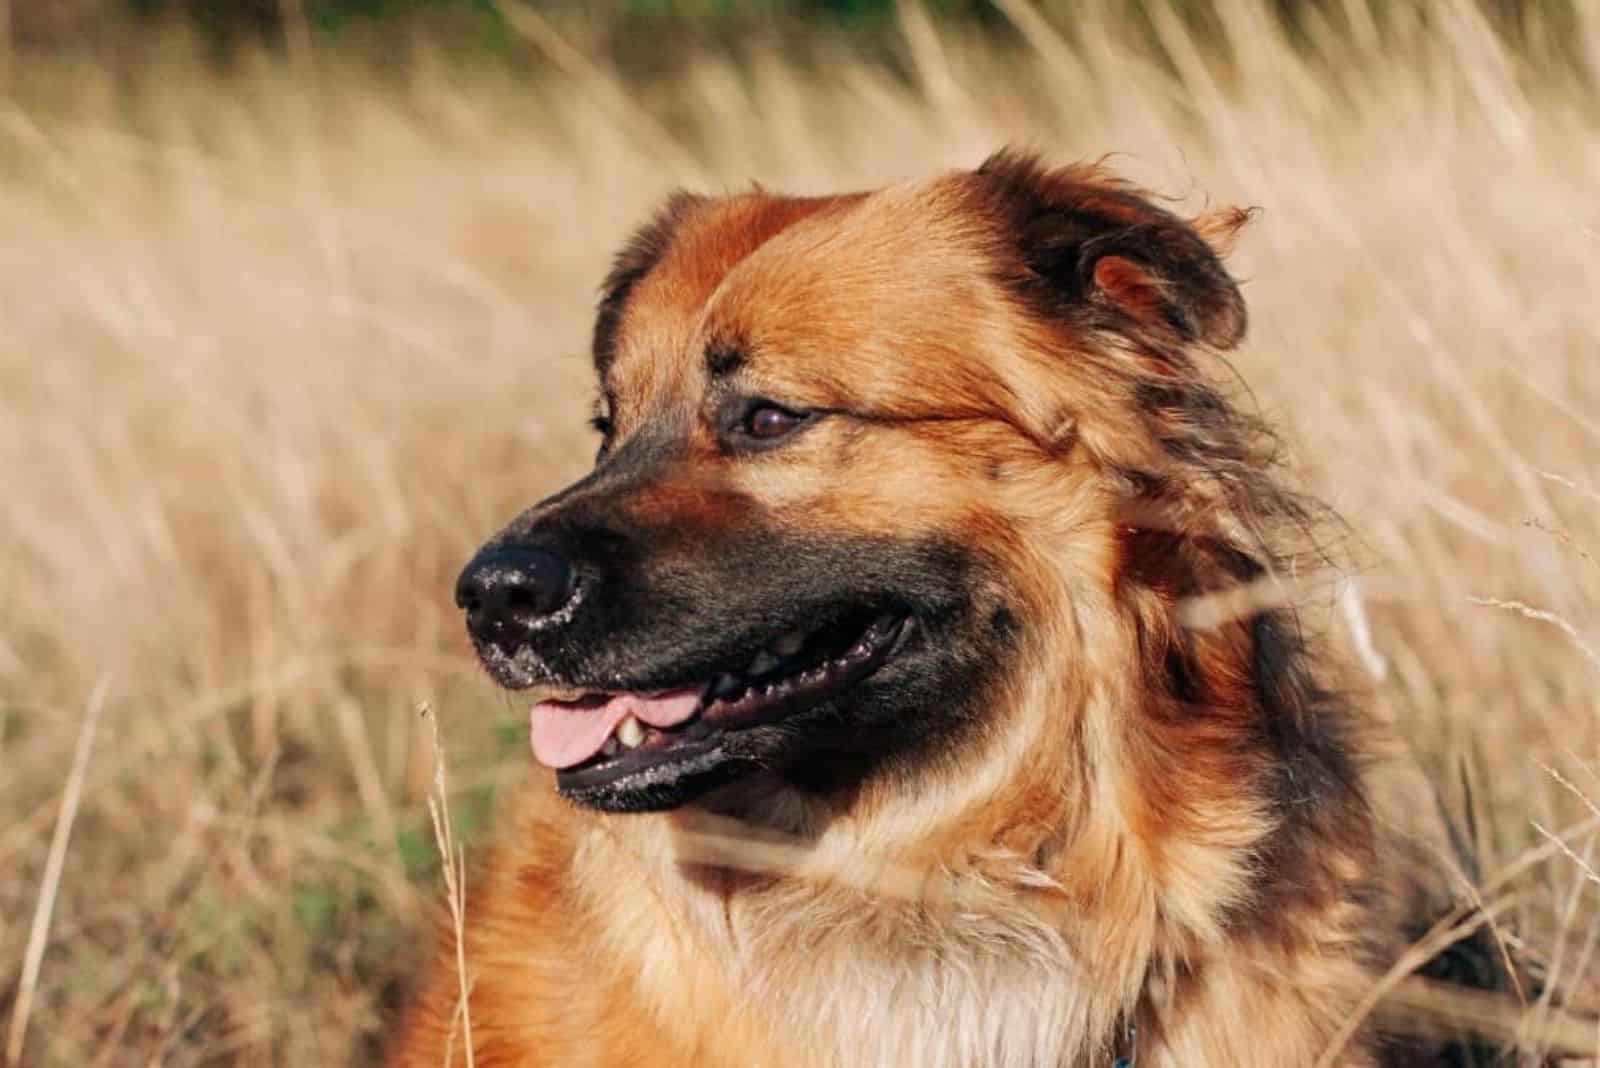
[[746, 405, 804, 440]]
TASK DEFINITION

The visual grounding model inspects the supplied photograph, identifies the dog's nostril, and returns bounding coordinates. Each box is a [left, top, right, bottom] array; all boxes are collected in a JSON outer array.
[[455, 547, 576, 629], [520, 549, 576, 616], [504, 585, 541, 612]]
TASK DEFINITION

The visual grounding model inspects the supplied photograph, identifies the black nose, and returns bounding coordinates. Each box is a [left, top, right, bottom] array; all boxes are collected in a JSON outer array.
[[455, 547, 576, 646]]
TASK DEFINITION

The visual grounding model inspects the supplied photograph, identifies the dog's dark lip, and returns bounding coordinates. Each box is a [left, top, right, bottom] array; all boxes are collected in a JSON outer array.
[[552, 611, 913, 793]]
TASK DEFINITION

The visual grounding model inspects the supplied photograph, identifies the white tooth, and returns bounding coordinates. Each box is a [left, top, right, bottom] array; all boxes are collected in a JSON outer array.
[[748, 650, 779, 675], [617, 715, 645, 749], [773, 631, 805, 657]]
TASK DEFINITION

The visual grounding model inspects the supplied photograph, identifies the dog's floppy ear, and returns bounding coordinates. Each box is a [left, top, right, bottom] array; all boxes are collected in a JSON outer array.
[[976, 150, 1250, 350]]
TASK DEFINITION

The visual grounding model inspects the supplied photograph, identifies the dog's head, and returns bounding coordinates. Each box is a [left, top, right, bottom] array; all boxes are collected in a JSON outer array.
[[456, 152, 1266, 813]]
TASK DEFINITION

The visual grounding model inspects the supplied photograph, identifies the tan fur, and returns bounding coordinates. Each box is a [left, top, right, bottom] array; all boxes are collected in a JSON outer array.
[[391, 157, 1415, 1067]]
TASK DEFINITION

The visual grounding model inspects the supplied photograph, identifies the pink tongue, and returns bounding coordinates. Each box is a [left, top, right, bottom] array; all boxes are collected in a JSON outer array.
[[530, 687, 702, 770]]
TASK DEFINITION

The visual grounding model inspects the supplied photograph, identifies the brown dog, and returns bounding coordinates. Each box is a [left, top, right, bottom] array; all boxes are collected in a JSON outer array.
[[390, 153, 1484, 1067]]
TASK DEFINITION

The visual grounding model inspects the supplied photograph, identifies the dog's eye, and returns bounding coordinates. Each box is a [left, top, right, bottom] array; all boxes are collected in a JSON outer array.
[[744, 404, 805, 440]]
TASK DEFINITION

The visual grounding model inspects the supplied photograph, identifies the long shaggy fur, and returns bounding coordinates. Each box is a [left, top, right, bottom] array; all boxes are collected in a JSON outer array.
[[390, 152, 1485, 1067]]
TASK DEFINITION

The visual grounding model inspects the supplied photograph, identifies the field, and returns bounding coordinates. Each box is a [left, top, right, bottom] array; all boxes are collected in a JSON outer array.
[[2, 1, 1599, 1064]]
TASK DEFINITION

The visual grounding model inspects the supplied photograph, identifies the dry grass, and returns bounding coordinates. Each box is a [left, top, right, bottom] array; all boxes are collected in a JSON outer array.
[[1, 1, 1598, 1064]]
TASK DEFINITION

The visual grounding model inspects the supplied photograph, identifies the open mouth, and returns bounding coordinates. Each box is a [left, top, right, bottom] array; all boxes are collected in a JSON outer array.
[[533, 609, 912, 792]]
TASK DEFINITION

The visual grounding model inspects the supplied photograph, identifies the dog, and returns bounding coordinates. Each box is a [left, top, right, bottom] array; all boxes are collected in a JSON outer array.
[[389, 152, 1499, 1067]]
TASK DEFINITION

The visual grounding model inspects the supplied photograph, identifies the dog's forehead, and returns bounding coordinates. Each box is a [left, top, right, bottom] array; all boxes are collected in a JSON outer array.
[[699, 180, 999, 374], [601, 175, 992, 408], [600, 192, 855, 403]]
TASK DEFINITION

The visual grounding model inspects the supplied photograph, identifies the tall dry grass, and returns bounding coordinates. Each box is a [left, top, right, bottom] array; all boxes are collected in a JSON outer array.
[[1, 1, 1598, 1064]]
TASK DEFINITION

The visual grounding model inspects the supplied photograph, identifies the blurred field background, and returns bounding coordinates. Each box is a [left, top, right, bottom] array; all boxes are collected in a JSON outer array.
[[2, 0, 1599, 1064]]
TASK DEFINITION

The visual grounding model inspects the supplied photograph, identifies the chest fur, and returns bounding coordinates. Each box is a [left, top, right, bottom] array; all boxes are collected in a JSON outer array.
[[582, 843, 1133, 1068]]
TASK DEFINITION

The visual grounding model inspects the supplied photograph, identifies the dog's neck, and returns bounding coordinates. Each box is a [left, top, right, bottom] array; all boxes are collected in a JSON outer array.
[[563, 608, 1379, 1067], [572, 805, 1112, 1068], [566, 679, 1193, 1068]]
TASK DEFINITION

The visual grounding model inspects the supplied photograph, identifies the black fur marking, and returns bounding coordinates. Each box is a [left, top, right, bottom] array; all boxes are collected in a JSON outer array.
[[705, 341, 747, 378], [593, 191, 707, 378], [1250, 610, 1364, 817], [1164, 645, 1203, 707], [990, 604, 1018, 640]]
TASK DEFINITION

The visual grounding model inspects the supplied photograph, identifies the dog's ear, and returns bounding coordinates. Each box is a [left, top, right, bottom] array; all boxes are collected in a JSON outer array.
[[975, 150, 1250, 350]]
